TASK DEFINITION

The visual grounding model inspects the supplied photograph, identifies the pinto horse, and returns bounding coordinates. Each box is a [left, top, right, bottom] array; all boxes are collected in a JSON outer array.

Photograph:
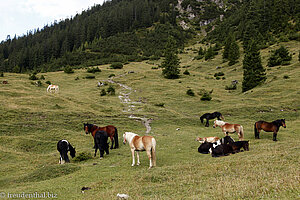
[[57, 140, 76, 164], [123, 132, 156, 169], [254, 119, 286, 141], [84, 123, 119, 149], [200, 112, 224, 127], [47, 84, 59, 93], [213, 120, 244, 141]]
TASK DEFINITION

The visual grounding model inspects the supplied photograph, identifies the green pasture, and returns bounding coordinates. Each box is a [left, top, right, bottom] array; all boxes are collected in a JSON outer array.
[[0, 41, 299, 199]]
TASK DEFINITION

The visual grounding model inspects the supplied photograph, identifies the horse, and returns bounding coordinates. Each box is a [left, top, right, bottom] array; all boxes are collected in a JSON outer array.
[[57, 140, 76, 164], [94, 130, 109, 159], [84, 123, 119, 149], [213, 120, 244, 141], [47, 84, 59, 93], [254, 119, 286, 141], [198, 136, 234, 154], [200, 112, 224, 127], [196, 136, 220, 143], [123, 132, 156, 169]]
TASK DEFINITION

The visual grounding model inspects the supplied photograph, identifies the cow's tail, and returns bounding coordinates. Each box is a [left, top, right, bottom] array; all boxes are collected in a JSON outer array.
[[114, 128, 119, 148], [151, 138, 156, 167]]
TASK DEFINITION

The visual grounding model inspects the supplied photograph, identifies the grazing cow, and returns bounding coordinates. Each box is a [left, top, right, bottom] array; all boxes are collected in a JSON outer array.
[[57, 140, 76, 164], [196, 136, 220, 143], [94, 130, 109, 159]]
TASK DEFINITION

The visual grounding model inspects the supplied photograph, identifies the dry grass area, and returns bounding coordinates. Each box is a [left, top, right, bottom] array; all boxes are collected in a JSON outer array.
[[0, 40, 299, 199]]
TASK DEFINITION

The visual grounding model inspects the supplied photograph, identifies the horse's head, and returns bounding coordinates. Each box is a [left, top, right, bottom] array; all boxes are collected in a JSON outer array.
[[281, 119, 286, 128], [123, 133, 127, 144], [70, 147, 76, 158], [213, 120, 218, 128], [84, 123, 92, 134]]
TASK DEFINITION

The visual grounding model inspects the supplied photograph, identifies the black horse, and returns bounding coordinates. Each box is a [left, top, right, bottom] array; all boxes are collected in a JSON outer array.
[[57, 140, 76, 164], [200, 112, 224, 127], [198, 136, 234, 154], [94, 130, 109, 159]]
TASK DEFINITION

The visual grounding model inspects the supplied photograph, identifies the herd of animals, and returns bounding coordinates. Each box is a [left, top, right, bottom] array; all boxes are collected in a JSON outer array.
[[57, 111, 286, 168]]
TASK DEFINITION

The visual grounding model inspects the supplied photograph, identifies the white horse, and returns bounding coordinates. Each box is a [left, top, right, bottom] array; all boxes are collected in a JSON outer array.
[[47, 84, 59, 93], [123, 132, 156, 169]]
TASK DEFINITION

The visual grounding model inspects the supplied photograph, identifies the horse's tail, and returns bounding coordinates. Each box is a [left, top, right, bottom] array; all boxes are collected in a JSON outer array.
[[114, 127, 119, 148], [254, 122, 259, 139], [151, 138, 156, 167], [239, 125, 244, 141]]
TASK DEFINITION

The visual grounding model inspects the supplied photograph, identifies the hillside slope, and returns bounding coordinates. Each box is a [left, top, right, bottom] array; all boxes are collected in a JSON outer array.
[[0, 41, 299, 199]]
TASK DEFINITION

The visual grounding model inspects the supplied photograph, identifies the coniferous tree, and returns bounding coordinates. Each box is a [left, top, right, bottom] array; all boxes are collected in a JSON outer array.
[[228, 40, 240, 66], [161, 37, 180, 79], [242, 40, 266, 92]]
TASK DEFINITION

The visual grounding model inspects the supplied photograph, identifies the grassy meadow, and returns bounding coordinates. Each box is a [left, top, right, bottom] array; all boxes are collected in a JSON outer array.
[[0, 40, 299, 199]]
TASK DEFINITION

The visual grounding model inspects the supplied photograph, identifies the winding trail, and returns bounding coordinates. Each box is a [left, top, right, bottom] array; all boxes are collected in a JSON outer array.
[[102, 75, 153, 134]]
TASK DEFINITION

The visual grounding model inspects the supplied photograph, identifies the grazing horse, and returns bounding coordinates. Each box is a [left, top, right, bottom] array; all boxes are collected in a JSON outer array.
[[47, 84, 59, 93], [200, 112, 224, 127], [84, 123, 119, 149], [213, 120, 244, 141], [94, 130, 109, 159], [57, 140, 76, 164], [254, 119, 286, 141], [123, 132, 156, 169]]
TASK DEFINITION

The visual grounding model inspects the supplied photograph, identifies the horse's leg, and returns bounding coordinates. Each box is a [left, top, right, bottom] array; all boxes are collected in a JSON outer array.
[[100, 149, 104, 159], [146, 149, 153, 169], [205, 118, 209, 127], [110, 136, 114, 149], [273, 132, 278, 141], [136, 151, 140, 166], [131, 149, 135, 166]]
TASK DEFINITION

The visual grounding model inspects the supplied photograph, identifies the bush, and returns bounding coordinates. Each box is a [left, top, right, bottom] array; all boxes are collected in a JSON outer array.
[[110, 62, 123, 69], [100, 89, 107, 96], [107, 85, 115, 95], [214, 72, 225, 77], [29, 73, 38, 80], [186, 89, 195, 96], [40, 75, 45, 80], [45, 81, 51, 85], [73, 152, 93, 162], [225, 84, 237, 90], [200, 92, 212, 101], [154, 103, 165, 107], [108, 74, 115, 78], [283, 75, 289, 79], [267, 46, 292, 67], [0, 72, 3, 77], [87, 67, 101, 73], [85, 75, 95, 79], [183, 70, 190, 75], [64, 65, 74, 73]]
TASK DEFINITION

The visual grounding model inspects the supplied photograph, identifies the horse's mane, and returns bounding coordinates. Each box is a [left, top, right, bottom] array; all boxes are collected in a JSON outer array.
[[272, 119, 284, 126], [215, 120, 226, 126]]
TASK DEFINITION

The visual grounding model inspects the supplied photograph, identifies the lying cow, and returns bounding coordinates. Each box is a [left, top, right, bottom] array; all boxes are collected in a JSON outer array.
[[196, 136, 220, 143], [198, 136, 234, 154]]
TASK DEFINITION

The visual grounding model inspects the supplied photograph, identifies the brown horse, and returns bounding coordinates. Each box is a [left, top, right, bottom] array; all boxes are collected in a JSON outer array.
[[84, 123, 119, 149], [254, 119, 286, 141], [213, 120, 244, 141]]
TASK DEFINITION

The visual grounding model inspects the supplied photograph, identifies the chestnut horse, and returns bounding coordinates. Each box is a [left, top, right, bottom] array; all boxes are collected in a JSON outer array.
[[84, 123, 119, 149], [213, 120, 244, 141], [254, 119, 286, 141], [123, 132, 156, 169]]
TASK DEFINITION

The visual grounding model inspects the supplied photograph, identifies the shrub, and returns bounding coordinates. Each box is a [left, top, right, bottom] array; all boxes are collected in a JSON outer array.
[[108, 74, 115, 78], [73, 152, 93, 162], [87, 67, 101, 73], [283, 75, 289, 79], [0, 72, 4, 77], [200, 92, 212, 101], [225, 84, 237, 90], [267, 46, 292, 67], [64, 65, 74, 73], [85, 75, 95, 79], [154, 103, 165, 107], [214, 72, 225, 77], [107, 85, 115, 95], [100, 89, 107, 96], [45, 81, 51, 85], [29, 73, 38, 80], [183, 70, 190, 75], [110, 62, 123, 69], [40, 75, 45, 80], [186, 89, 195, 96]]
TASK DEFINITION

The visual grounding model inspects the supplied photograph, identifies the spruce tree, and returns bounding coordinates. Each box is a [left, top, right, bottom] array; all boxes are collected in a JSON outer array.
[[242, 40, 266, 92], [161, 37, 180, 79], [228, 40, 240, 66]]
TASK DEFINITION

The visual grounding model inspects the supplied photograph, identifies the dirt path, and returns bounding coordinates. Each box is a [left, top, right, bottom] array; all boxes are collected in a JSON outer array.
[[102, 75, 153, 133]]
